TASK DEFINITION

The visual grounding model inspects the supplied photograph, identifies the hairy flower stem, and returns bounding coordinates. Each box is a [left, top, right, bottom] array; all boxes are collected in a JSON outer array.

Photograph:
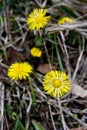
[[57, 96, 69, 130]]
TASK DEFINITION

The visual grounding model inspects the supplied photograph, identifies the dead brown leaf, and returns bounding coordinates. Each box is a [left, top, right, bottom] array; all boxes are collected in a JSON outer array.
[[5, 48, 25, 65], [70, 127, 86, 130], [36, 63, 56, 74], [71, 83, 87, 98]]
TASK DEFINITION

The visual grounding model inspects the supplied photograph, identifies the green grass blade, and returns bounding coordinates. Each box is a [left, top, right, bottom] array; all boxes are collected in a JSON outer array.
[[32, 120, 45, 130]]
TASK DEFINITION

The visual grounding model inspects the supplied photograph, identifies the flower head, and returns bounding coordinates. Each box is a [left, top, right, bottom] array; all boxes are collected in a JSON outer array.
[[43, 70, 70, 98], [30, 47, 42, 57], [8, 62, 32, 80], [26, 8, 50, 30], [58, 17, 76, 25]]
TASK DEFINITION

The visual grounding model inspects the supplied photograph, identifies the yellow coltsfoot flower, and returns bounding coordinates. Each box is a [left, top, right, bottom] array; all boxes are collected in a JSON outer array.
[[30, 47, 42, 57], [8, 62, 32, 80], [26, 8, 50, 30], [58, 17, 76, 25], [43, 70, 70, 98]]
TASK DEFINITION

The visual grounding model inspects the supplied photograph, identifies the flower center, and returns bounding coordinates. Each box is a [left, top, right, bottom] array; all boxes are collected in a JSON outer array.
[[16, 67, 22, 73], [36, 16, 42, 23], [53, 79, 61, 88]]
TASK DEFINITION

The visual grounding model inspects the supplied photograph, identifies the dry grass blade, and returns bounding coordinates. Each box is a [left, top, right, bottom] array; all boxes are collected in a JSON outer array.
[[0, 82, 4, 130], [46, 22, 87, 37], [48, 99, 87, 129], [64, 0, 87, 13], [72, 48, 84, 82], [26, 88, 32, 130]]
